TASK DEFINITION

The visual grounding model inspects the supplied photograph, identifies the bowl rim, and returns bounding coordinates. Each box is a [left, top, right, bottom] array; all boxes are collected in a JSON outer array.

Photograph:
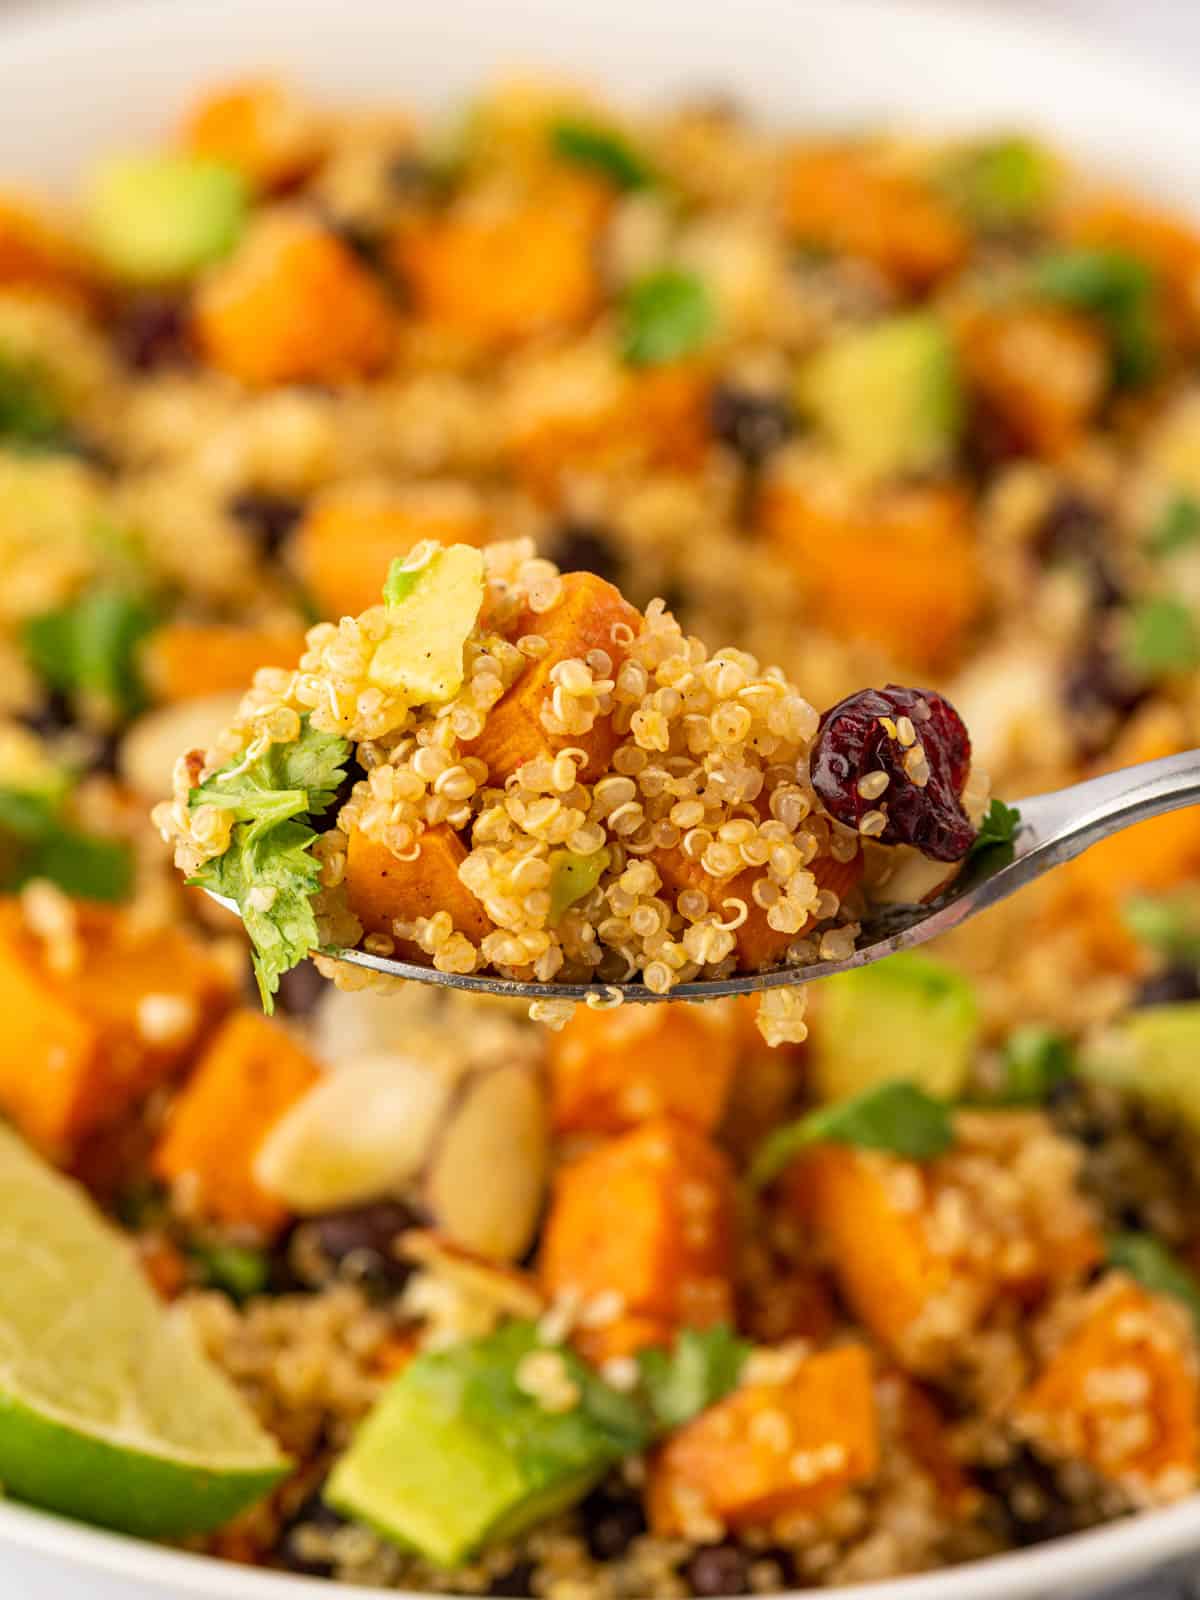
[[1, 0, 1200, 1595]]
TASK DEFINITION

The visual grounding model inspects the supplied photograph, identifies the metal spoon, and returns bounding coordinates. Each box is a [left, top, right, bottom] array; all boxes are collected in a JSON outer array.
[[204, 750, 1200, 1005]]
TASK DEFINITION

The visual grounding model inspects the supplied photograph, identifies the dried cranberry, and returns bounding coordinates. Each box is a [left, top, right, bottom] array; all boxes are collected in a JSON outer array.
[[684, 1543, 751, 1597], [810, 684, 976, 863], [1133, 966, 1200, 1010], [709, 383, 793, 468], [554, 523, 622, 586], [580, 1487, 647, 1560], [114, 293, 195, 373], [228, 490, 305, 558]]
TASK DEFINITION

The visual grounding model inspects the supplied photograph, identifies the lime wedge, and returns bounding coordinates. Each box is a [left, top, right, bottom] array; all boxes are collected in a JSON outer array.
[[0, 1123, 289, 1537]]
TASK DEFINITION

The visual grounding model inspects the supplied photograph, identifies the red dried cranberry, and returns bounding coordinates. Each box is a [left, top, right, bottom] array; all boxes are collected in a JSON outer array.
[[810, 684, 976, 863]]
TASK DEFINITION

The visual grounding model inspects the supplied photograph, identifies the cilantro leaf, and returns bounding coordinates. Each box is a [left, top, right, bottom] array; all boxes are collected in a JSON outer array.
[[188, 719, 349, 1010], [1029, 248, 1159, 387], [550, 117, 654, 191], [24, 586, 159, 721], [1107, 1232, 1200, 1335], [750, 1079, 954, 1188], [1123, 892, 1200, 965], [992, 1025, 1074, 1106], [965, 798, 1022, 873], [1148, 495, 1200, 560], [0, 784, 132, 902], [187, 1237, 271, 1302], [0, 353, 70, 451], [637, 1325, 750, 1433], [1122, 596, 1200, 676], [621, 270, 714, 368]]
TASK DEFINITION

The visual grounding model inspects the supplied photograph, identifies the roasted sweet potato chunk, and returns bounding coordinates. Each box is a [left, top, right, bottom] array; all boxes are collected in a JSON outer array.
[[957, 304, 1107, 460], [194, 209, 397, 386], [0, 901, 233, 1158], [648, 1345, 879, 1533], [182, 78, 326, 192], [153, 1009, 322, 1234], [143, 621, 308, 702], [783, 146, 967, 290], [0, 192, 96, 306], [1072, 194, 1200, 347], [464, 570, 641, 782], [292, 483, 490, 621], [539, 1117, 735, 1363], [548, 1000, 739, 1135], [344, 822, 491, 947], [1018, 1279, 1200, 1501], [759, 477, 982, 672]]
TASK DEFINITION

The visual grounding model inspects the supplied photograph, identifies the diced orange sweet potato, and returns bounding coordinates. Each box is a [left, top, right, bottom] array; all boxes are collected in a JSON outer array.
[[181, 78, 326, 192], [0, 192, 96, 307], [957, 304, 1108, 460], [344, 822, 491, 947], [1018, 1280, 1200, 1498], [391, 196, 602, 349], [292, 483, 490, 621], [153, 1009, 322, 1234], [194, 209, 397, 386], [548, 1001, 739, 1135], [653, 845, 864, 973], [540, 1117, 735, 1363], [783, 147, 967, 291], [648, 1345, 879, 1533], [1072, 194, 1200, 347], [0, 901, 234, 1159], [789, 1145, 949, 1359], [137, 1233, 189, 1301], [143, 621, 308, 702], [759, 477, 982, 671], [464, 570, 642, 783]]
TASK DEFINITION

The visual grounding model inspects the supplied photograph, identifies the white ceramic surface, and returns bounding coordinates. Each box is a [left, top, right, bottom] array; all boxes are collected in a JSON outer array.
[[1, 0, 1200, 1595]]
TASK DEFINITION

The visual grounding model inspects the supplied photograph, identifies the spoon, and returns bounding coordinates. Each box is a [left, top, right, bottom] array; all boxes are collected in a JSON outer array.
[[203, 750, 1200, 1005]]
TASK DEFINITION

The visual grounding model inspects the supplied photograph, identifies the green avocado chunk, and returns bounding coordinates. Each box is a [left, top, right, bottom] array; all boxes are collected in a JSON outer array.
[[324, 1321, 649, 1567], [798, 313, 962, 479], [809, 951, 979, 1104], [371, 543, 485, 706], [1081, 1003, 1200, 1132], [84, 154, 249, 283]]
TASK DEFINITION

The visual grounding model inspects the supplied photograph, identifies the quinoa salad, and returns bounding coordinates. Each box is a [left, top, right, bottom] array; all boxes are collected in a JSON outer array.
[[2, 69, 1200, 1600]]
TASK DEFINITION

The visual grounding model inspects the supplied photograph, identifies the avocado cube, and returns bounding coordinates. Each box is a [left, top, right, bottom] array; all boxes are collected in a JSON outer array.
[[810, 951, 979, 1104], [85, 154, 248, 283], [1082, 1003, 1200, 1133], [798, 313, 962, 479], [324, 1321, 649, 1567], [939, 137, 1059, 230], [369, 543, 485, 707]]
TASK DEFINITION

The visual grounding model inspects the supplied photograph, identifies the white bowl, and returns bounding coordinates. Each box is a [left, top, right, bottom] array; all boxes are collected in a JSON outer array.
[[2, 0, 1199, 1595]]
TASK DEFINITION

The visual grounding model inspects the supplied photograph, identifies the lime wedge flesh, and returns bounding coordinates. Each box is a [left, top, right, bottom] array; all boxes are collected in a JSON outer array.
[[0, 1123, 289, 1537]]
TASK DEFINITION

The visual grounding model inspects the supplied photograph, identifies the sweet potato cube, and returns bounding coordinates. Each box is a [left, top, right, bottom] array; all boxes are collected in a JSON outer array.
[[194, 209, 396, 386], [154, 1009, 322, 1234], [957, 304, 1107, 460], [392, 199, 600, 349], [292, 483, 490, 621], [759, 478, 981, 672], [143, 621, 308, 702], [0, 903, 233, 1158], [648, 1345, 879, 1533], [783, 147, 967, 290], [1072, 194, 1200, 347], [539, 1117, 734, 1363], [464, 570, 641, 782], [548, 1001, 739, 1135], [1018, 1280, 1200, 1500], [182, 78, 326, 192], [789, 1145, 950, 1360], [653, 846, 863, 973], [344, 822, 491, 947], [0, 192, 96, 307]]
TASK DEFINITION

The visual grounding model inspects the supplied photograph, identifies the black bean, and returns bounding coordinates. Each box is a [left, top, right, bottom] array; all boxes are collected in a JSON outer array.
[[19, 689, 75, 740], [1032, 493, 1125, 611], [1133, 966, 1200, 1010], [684, 1543, 751, 1597], [274, 959, 328, 1018], [488, 1560, 537, 1596], [580, 1487, 647, 1561], [301, 1199, 423, 1291], [276, 1493, 346, 1577], [1061, 641, 1148, 760], [709, 383, 793, 468], [310, 756, 364, 836], [228, 490, 305, 558], [973, 1449, 1078, 1549], [114, 293, 195, 373], [386, 152, 440, 197], [554, 523, 622, 586]]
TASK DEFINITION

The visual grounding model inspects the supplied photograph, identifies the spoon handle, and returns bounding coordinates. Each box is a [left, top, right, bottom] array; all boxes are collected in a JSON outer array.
[[1020, 749, 1200, 870]]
